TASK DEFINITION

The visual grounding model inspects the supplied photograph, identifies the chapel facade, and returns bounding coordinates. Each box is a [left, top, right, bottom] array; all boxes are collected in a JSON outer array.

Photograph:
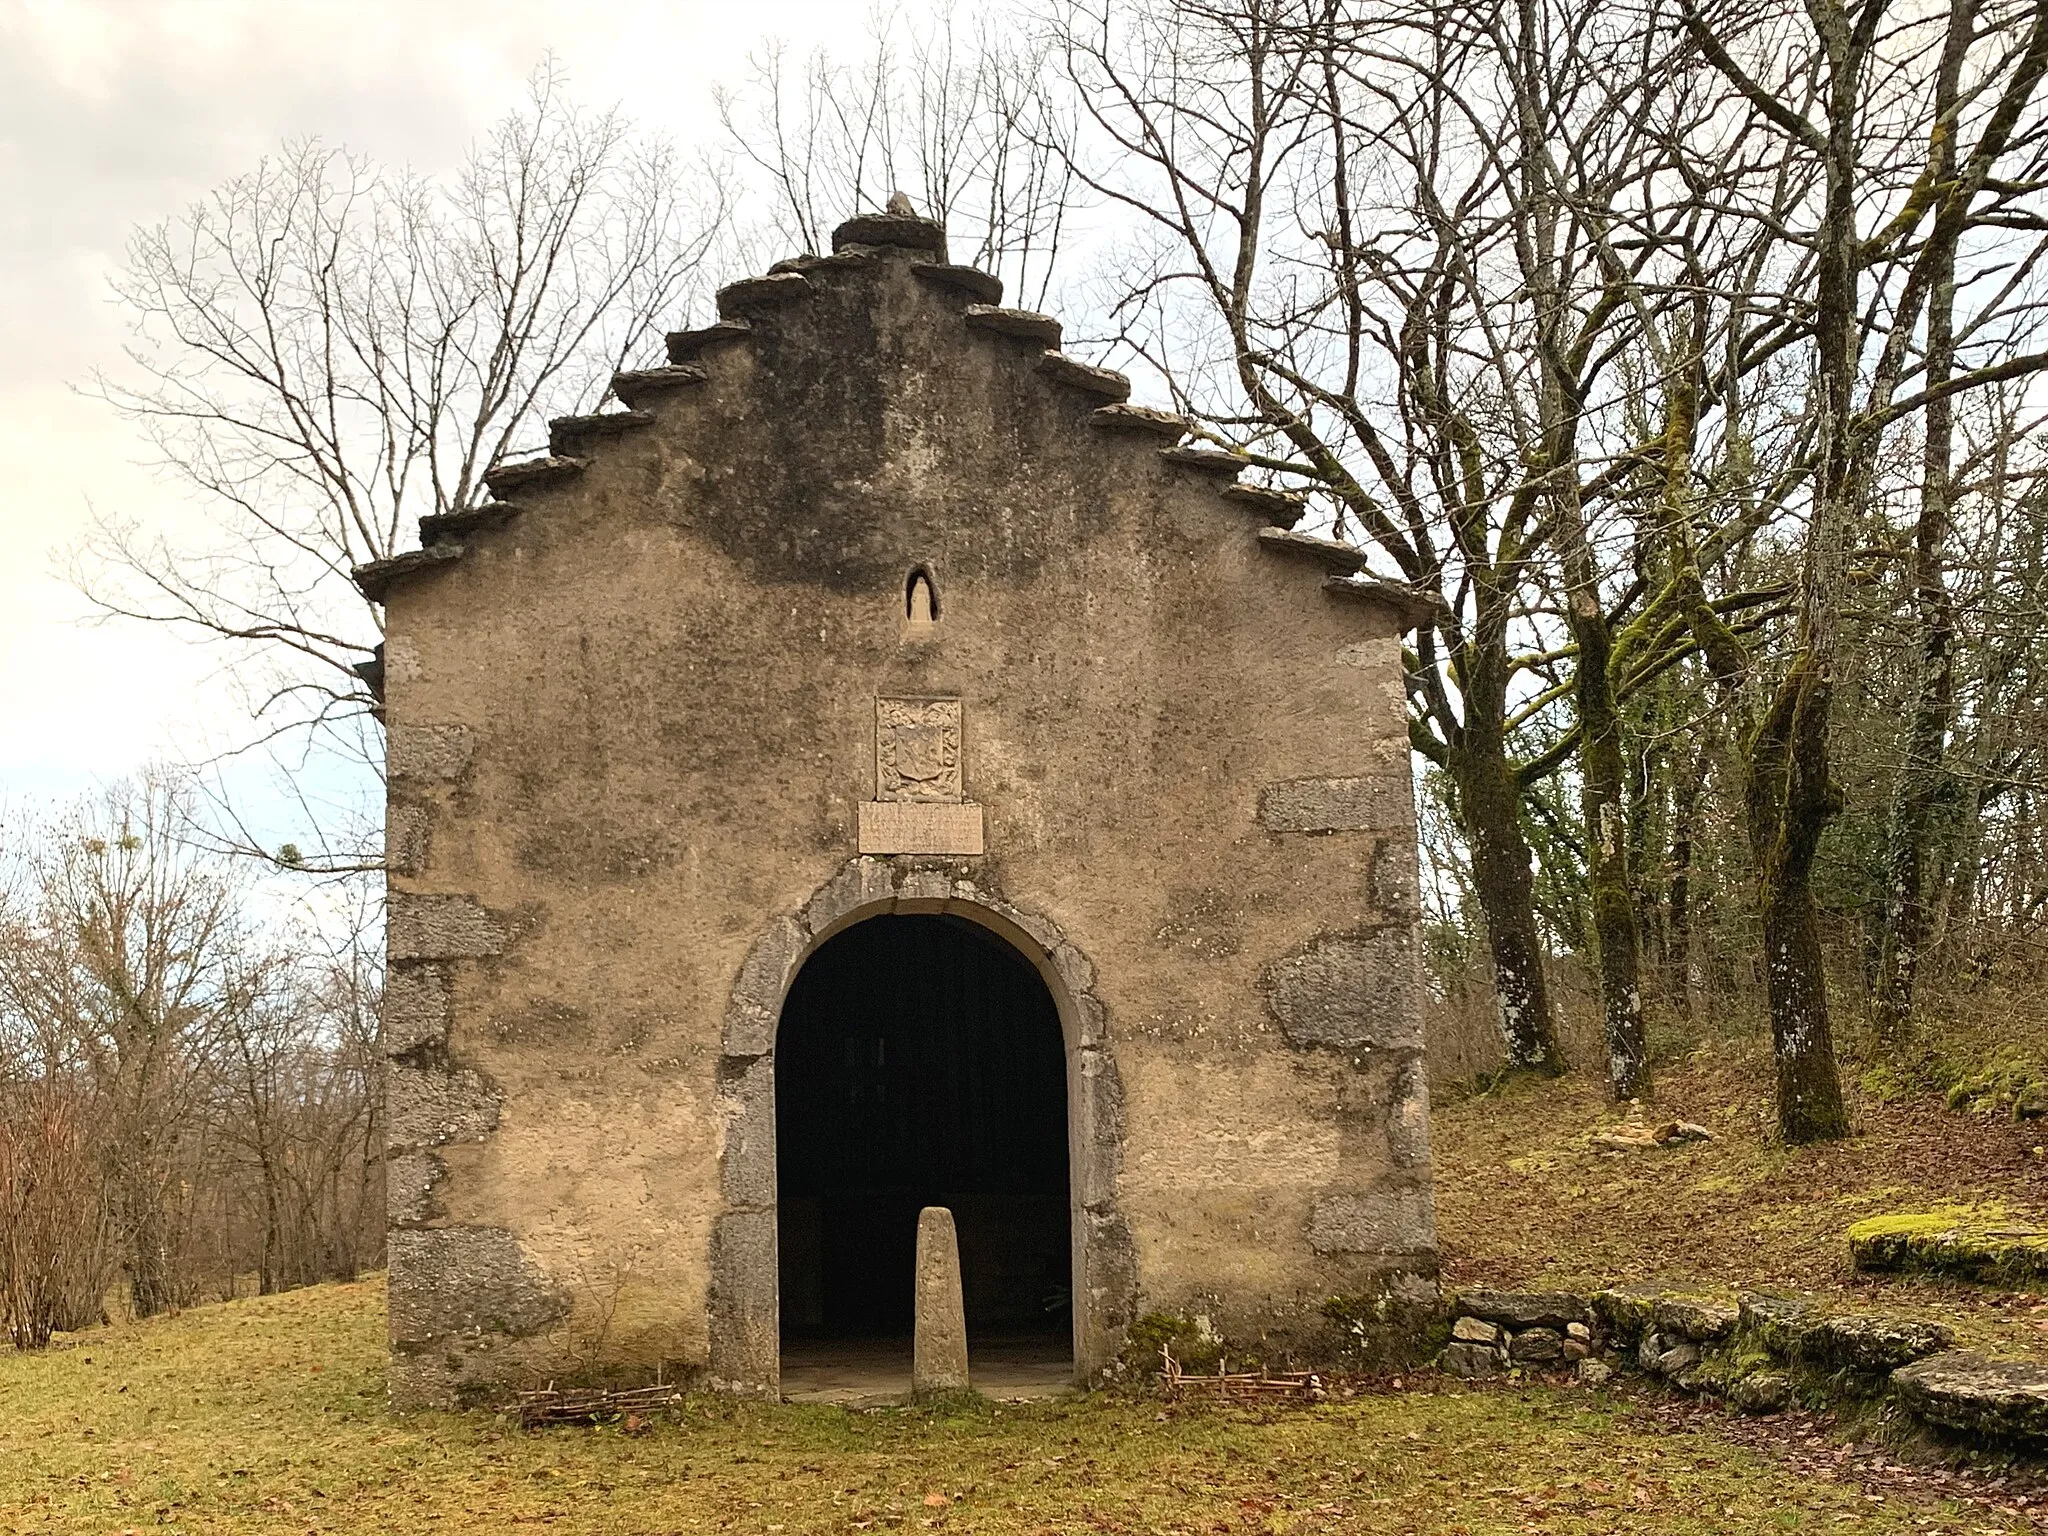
[[357, 207, 1439, 1409]]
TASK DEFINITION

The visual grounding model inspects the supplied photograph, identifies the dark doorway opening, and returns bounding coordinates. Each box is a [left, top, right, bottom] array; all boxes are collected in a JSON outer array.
[[776, 914, 1072, 1378]]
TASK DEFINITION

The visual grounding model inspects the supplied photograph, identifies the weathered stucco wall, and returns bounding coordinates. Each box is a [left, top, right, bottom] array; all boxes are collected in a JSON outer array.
[[368, 210, 1437, 1409]]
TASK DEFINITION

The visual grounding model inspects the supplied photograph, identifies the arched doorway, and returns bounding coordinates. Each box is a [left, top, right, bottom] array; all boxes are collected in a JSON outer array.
[[775, 913, 1073, 1397]]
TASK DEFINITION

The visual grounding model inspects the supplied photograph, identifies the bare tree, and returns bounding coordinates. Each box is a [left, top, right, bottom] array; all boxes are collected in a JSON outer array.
[[1681, 0, 2048, 1138], [1039, 0, 1576, 1073], [0, 1089, 108, 1348], [717, 10, 1078, 308], [0, 779, 385, 1333], [213, 903, 383, 1294], [0, 777, 243, 1314], [84, 66, 728, 870], [1037, 0, 1796, 1085], [1871, 0, 2020, 1037]]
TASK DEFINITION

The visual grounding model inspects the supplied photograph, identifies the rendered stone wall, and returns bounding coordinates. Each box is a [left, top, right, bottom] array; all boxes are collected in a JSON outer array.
[[370, 212, 1436, 1408]]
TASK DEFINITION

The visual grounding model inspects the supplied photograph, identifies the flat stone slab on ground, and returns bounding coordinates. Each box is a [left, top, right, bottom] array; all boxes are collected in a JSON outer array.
[[1802, 1313, 1956, 1373], [1737, 1292, 1812, 1356], [1891, 1351, 2048, 1443], [1848, 1212, 2048, 1289], [1652, 1296, 1737, 1343], [1737, 1292, 1954, 1372], [1591, 1284, 1669, 1343]]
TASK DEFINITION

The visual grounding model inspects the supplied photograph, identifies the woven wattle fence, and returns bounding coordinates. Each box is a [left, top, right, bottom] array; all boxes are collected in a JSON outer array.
[[1159, 1346, 1326, 1403], [513, 1382, 687, 1428]]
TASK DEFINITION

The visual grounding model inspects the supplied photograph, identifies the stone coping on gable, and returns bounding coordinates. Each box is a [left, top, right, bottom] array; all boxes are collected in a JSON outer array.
[[347, 210, 1437, 634]]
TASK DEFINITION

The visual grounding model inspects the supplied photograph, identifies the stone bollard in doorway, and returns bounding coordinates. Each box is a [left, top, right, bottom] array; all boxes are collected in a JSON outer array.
[[913, 1206, 971, 1397]]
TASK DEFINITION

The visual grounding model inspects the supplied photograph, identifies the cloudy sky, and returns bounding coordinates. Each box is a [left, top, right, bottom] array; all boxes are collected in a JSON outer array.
[[0, 0, 890, 817]]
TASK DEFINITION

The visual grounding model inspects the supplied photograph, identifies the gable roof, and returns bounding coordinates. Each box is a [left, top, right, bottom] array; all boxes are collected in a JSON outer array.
[[351, 210, 1437, 631]]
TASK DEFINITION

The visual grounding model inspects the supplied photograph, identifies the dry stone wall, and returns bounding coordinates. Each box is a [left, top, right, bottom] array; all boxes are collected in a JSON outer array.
[[1438, 1286, 2048, 1452]]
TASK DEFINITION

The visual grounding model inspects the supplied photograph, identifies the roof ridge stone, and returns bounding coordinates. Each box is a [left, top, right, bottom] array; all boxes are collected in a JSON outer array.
[[770, 251, 875, 277], [1159, 444, 1249, 478], [1222, 482, 1307, 528], [1322, 574, 1442, 630], [1089, 404, 1188, 441], [911, 263, 1003, 305], [1036, 351, 1131, 403], [353, 543, 463, 603], [418, 501, 520, 547], [611, 365, 707, 408], [1258, 524, 1367, 573], [1254, 526, 1437, 629], [831, 211, 948, 257], [716, 271, 815, 319], [548, 410, 655, 456]]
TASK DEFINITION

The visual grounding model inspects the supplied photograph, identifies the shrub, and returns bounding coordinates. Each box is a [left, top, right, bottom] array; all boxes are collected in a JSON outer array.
[[0, 1095, 109, 1348]]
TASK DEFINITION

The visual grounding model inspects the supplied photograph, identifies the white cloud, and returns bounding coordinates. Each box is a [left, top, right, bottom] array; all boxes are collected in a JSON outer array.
[[0, 0, 887, 812]]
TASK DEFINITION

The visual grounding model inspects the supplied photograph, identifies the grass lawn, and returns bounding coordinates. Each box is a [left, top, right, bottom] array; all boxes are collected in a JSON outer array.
[[1, 1277, 2041, 1535], [1431, 1036, 2048, 1361], [5, 1040, 2045, 1533]]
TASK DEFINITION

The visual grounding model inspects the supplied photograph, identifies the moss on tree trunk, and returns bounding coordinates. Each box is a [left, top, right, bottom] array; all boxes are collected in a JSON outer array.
[[1744, 657, 1850, 1144], [1452, 746, 1565, 1075]]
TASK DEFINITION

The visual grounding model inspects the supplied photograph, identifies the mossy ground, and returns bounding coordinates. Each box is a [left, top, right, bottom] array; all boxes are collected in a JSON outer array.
[[1, 1277, 2036, 1534], [1431, 1035, 2048, 1361], [1936, 1043, 2048, 1121]]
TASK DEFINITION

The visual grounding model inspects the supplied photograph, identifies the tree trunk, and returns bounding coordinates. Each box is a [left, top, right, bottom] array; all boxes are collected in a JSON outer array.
[[1539, 346, 1647, 1097], [1759, 848, 1847, 1139], [1744, 657, 1851, 1142], [1740, 6, 1860, 1145], [1871, 5, 1969, 1042], [1506, 0, 1619, 1087], [1570, 571, 1649, 1098], [117, 1164, 176, 1319], [1869, 455, 1957, 1041], [1935, 774, 1987, 968], [258, 1159, 282, 1297], [1665, 722, 1711, 1020], [1452, 746, 1565, 1074]]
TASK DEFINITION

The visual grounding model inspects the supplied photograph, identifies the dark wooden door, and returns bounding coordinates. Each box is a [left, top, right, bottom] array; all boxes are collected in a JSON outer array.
[[776, 915, 1071, 1338]]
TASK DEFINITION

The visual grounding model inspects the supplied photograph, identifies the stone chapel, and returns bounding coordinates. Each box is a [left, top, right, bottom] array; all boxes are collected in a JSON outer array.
[[355, 206, 1440, 1409]]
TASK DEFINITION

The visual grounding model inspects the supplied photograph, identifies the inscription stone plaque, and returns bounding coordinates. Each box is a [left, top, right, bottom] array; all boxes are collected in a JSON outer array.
[[858, 802, 985, 856]]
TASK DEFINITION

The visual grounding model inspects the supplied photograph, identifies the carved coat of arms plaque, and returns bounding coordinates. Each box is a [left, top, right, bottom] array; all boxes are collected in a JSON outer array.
[[875, 697, 963, 802]]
